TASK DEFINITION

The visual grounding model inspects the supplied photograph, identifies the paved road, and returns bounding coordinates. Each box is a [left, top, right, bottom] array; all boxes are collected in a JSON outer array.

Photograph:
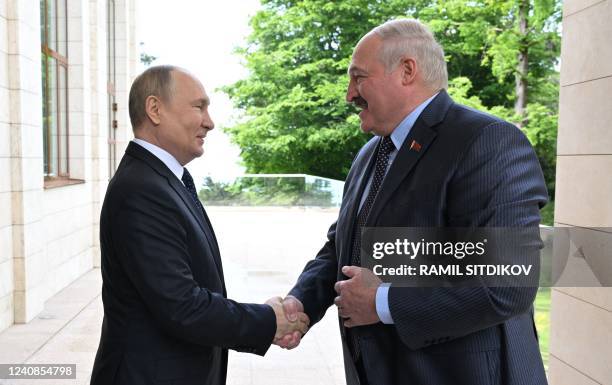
[[0, 207, 346, 385]]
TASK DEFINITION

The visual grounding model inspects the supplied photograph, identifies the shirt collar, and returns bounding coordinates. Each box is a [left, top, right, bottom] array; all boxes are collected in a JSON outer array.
[[389, 92, 439, 150], [132, 138, 184, 181]]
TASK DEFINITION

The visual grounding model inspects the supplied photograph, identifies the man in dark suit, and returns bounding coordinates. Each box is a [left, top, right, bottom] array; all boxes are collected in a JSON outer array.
[[91, 65, 309, 385], [279, 19, 548, 385]]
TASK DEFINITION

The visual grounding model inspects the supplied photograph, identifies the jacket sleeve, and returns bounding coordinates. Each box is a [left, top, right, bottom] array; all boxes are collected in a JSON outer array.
[[388, 121, 548, 350]]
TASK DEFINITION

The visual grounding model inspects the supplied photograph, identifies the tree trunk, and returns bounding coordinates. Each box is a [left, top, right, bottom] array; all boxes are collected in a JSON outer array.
[[515, 0, 529, 127]]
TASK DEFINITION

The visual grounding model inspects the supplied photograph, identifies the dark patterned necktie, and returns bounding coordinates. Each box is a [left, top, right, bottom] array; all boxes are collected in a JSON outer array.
[[347, 135, 394, 362], [350, 136, 395, 266], [181, 168, 205, 215]]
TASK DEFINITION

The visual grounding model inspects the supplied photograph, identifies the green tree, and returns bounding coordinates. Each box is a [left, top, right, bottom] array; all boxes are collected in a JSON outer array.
[[421, 0, 561, 114], [223, 0, 560, 198], [223, 0, 433, 179], [139, 42, 157, 67], [420, 0, 561, 197]]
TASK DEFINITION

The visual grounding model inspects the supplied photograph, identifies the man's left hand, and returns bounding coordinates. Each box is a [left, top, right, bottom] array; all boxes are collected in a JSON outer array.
[[334, 266, 382, 328]]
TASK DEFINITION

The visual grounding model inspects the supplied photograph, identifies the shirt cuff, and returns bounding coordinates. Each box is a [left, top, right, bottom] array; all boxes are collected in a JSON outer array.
[[375, 283, 394, 324]]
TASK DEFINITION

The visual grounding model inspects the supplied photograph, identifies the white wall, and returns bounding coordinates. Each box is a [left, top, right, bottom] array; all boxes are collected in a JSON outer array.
[[0, 0, 137, 331], [0, 0, 15, 331]]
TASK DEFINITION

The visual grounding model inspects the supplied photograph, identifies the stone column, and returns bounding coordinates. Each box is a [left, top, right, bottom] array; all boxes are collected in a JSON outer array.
[[550, 0, 612, 383], [6, 0, 46, 324], [0, 0, 14, 331]]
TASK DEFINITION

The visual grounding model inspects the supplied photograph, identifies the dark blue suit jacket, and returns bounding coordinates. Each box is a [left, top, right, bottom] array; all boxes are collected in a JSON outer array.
[[91, 142, 276, 385], [290, 91, 549, 385]]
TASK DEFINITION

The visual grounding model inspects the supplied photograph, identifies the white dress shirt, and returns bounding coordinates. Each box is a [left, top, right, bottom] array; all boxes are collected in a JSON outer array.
[[132, 138, 185, 184], [361, 93, 438, 324]]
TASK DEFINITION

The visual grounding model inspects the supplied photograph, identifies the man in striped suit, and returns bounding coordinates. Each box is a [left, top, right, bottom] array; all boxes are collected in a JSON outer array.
[[279, 19, 548, 385]]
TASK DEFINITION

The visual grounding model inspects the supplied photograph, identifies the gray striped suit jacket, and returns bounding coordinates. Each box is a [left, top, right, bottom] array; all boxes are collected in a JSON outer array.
[[289, 90, 548, 385]]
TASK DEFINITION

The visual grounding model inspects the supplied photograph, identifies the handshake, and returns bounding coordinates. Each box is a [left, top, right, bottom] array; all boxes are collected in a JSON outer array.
[[265, 295, 310, 350], [264, 266, 383, 350]]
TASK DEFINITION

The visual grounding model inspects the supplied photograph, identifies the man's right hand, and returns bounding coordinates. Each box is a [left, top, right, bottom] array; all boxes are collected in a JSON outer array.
[[265, 296, 309, 348], [274, 296, 307, 349]]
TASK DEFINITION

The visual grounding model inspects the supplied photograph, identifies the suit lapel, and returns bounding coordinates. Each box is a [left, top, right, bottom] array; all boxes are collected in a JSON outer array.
[[166, 176, 226, 286], [339, 139, 379, 268], [126, 142, 226, 285], [366, 122, 437, 225], [199, 206, 225, 288], [167, 175, 208, 233], [365, 90, 453, 227]]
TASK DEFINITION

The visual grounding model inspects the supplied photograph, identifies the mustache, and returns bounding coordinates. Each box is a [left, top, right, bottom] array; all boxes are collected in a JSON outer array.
[[351, 96, 368, 109]]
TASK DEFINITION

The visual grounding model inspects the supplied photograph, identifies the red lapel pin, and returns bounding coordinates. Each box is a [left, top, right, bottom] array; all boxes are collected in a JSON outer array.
[[410, 140, 422, 152]]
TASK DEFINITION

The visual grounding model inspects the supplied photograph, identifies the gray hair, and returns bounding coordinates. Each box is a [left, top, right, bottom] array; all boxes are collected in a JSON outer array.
[[372, 19, 448, 90], [129, 65, 178, 129]]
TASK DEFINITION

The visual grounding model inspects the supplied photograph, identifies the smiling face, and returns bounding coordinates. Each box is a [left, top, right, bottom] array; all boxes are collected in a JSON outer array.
[[346, 34, 410, 136], [155, 70, 214, 165]]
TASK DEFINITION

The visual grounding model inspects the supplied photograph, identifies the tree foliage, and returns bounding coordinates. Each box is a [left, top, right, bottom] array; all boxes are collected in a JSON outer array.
[[223, 0, 561, 197], [139, 42, 157, 67]]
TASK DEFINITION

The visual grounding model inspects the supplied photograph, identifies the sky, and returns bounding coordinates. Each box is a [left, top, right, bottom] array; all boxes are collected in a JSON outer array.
[[136, 0, 262, 177]]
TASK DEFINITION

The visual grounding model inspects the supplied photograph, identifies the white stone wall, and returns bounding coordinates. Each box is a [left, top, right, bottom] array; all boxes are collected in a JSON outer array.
[[89, 0, 109, 268], [6, 0, 46, 326], [0, 0, 14, 332], [550, 0, 612, 384], [0, 0, 137, 331]]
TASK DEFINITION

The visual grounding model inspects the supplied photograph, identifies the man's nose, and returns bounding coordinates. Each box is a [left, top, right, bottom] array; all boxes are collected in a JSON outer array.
[[346, 79, 358, 103], [202, 112, 214, 130]]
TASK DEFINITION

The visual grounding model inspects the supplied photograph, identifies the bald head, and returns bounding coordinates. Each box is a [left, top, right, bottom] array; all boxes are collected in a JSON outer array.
[[129, 65, 183, 130], [369, 19, 448, 90]]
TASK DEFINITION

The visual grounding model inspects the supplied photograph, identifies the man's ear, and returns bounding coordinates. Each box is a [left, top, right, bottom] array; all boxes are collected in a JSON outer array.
[[145, 95, 162, 125], [400, 57, 418, 85]]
